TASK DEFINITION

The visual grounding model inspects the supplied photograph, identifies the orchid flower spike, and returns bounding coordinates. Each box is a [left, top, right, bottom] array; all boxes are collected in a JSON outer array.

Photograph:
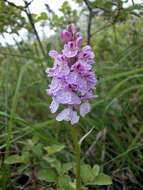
[[46, 24, 98, 124]]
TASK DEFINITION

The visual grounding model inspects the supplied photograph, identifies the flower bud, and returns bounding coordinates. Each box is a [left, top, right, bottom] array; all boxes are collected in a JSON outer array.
[[73, 26, 78, 33], [60, 30, 72, 44], [67, 24, 72, 32], [75, 32, 80, 39], [76, 37, 83, 47]]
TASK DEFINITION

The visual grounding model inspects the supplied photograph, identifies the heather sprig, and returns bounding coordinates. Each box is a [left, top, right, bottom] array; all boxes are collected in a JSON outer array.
[[46, 24, 98, 124]]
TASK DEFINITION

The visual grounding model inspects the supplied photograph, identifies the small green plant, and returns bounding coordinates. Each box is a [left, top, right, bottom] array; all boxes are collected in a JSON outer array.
[[4, 135, 112, 190]]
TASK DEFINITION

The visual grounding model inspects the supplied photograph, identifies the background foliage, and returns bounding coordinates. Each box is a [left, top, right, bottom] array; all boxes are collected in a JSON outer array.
[[0, 0, 143, 189]]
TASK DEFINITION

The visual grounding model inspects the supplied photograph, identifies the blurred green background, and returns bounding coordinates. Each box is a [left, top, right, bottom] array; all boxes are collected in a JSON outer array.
[[0, 0, 143, 189]]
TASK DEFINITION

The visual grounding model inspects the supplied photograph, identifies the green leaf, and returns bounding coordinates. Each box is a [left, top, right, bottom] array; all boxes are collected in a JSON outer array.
[[44, 156, 61, 174], [31, 13, 37, 21], [62, 1, 68, 10], [5, 63, 30, 160], [44, 144, 65, 155], [69, 181, 76, 190], [1, 0, 5, 8], [59, 175, 71, 189], [62, 162, 73, 174], [53, 15, 58, 21], [32, 144, 43, 158], [37, 169, 57, 182], [47, 43, 51, 54], [73, 10, 77, 17], [5, 155, 25, 164], [44, 157, 57, 163], [127, 4, 143, 12], [32, 135, 39, 144], [18, 164, 28, 173], [91, 174, 112, 186], [92, 164, 100, 177], [40, 12, 48, 20], [81, 164, 93, 184]]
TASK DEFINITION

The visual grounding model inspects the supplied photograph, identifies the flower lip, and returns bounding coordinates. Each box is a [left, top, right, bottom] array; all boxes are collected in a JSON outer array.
[[71, 62, 85, 72], [69, 42, 74, 48], [56, 107, 79, 124], [63, 41, 79, 58]]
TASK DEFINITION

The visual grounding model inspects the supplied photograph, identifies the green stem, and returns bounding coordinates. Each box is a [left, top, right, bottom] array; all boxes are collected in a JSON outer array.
[[71, 124, 81, 190]]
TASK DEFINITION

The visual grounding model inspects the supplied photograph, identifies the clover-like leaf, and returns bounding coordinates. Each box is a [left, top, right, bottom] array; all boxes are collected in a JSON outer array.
[[37, 169, 57, 182], [5, 155, 25, 164], [81, 164, 94, 184], [44, 144, 65, 155], [92, 164, 100, 177], [91, 173, 112, 186]]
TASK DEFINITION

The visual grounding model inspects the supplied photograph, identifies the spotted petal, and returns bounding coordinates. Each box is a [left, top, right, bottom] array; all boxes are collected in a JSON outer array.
[[70, 110, 79, 124], [56, 108, 79, 124], [80, 102, 91, 117], [56, 108, 71, 121], [50, 99, 59, 113]]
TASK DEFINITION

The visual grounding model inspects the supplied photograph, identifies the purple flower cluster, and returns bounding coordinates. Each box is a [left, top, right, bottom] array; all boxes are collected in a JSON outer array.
[[46, 25, 98, 124]]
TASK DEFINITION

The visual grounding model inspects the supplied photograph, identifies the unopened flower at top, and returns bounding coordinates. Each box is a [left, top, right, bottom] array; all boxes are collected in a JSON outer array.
[[46, 24, 98, 125]]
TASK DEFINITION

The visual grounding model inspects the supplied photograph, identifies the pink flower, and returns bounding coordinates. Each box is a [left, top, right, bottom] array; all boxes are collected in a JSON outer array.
[[46, 77, 65, 96], [46, 25, 98, 124], [78, 45, 95, 61], [74, 61, 92, 71], [63, 41, 79, 58], [71, 62, 86, 72], [55, 88, 81, 105], [81, 91, 96, 100], [49, 50, 63, 66], [80, 102, 91, 117], [46, 61, 70, 78], [56, 108, 79, 125]]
